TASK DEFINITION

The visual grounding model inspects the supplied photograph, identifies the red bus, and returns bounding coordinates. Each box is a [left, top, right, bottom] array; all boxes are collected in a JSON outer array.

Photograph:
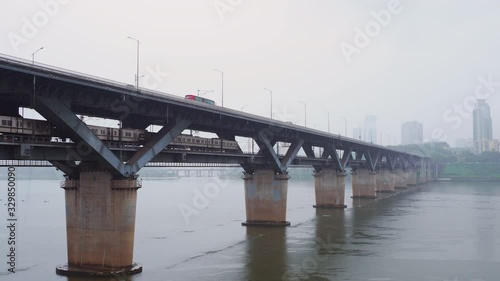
[[184, 95, 216, 105]]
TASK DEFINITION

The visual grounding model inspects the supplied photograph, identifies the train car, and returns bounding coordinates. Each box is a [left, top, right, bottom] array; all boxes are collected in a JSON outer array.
[[184, 95, 216, 105], [0, 115, 242, 153], [87, 125, 148, 143], [0, 115, 51, 142], [169, 134, 241, 153]]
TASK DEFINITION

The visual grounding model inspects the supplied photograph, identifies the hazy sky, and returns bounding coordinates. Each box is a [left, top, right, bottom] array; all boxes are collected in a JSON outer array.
[[2, 0, 500, 146]]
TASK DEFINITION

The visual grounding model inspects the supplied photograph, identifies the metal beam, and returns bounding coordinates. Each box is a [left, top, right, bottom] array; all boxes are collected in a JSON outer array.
[[402, 156, 409, 171], [302, 142, 322, 172], [324, 143, 344, 172], [355, 151, 363, 161], [280, 139, 304, 171], [302, 143, 316, 158], [35, 96, 133, 177], [49, 160, 77, 178], [386, 154, 396, 171], [364, 148, 380, 171], [127, 116, 192, 173], [255, 128, 282, 173], [341, 147, 353, 169]]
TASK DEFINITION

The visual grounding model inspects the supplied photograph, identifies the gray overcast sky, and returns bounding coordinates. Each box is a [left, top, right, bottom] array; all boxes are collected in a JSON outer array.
[[2, 0, 500, 146]]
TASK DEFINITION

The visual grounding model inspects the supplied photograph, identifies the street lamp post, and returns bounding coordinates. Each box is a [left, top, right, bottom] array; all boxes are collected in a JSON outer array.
[[264, 88, 273, 119], [127, 36, 140, 89], [213, 69, 224, 107], [298, 101, 307, 127], [31, 47, 44, 64], [324, 110, 330, 133], [31, 47, 44, 109], [240, 104, 251, 152]]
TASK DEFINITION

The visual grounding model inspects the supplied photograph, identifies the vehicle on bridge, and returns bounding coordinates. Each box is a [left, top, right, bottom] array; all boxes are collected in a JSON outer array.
[[184, 95, 216, 105], [0, 115, 241, 153]]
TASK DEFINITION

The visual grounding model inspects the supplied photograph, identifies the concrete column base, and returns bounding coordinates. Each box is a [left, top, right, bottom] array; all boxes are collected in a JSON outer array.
[[241, 221, 291, 227], [55, 263, 142, 276], [407, 170, 417, 186], [242, 169, 290, 227], [426, 164, 432, 182], [376, 169, 396, 193], [313, 204, 347, 209], [418, 167, 427, 185], [57, 170, 142, 276], [351, 169, 377, 199], [313, 169, 347, 209], [394, 169, 408, 189]]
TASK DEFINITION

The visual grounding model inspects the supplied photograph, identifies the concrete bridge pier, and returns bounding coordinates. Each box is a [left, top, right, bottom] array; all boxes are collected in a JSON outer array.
[[313, 168, 347, 208], [56, 170, 142, 276], [426, 161, 432, 182], [394, 169, 408, 190], [376, 168, 396, 193], [407, 170, 417, 186], [418, 161, 427, 185], [351, 168, 377, 199], [242, 168, 290, 226]]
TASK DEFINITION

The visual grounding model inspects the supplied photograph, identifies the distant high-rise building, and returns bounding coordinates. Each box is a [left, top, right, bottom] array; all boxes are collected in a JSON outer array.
[[364, 115, 377, 144], [401, 121, 423, 145], [473, 99, 493, 154]]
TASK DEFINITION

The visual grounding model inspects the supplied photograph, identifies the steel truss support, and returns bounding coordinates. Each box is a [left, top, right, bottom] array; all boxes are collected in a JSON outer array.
[[302, 142, 322, 172], [364, 148, 380, 172], [49, 160, 77, 177], [322, 143, 351, 173], [36, 96, 192, 178], [385, 153, 396, 171], [250, 129, 304, 174]]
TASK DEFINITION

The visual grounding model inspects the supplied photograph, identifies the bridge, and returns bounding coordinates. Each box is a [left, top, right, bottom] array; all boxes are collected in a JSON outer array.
[[0, 53, 431, 276]]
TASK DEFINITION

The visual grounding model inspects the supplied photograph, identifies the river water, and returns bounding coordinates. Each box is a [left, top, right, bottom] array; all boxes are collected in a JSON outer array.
[[0, 167, 499, 281]]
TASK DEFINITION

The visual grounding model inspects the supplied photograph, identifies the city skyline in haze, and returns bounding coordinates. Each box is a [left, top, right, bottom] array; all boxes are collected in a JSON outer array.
[[2, 0, 500, 146]]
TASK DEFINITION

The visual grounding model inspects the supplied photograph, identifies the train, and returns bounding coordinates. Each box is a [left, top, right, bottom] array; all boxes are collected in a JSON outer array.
[[0, 115, 241, 153]]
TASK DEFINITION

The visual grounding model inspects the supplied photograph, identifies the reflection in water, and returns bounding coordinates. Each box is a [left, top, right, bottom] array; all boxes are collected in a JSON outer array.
[[279, 209, 348, 280], [474, 184, 499, 262], [244, 227, 287, 281]]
